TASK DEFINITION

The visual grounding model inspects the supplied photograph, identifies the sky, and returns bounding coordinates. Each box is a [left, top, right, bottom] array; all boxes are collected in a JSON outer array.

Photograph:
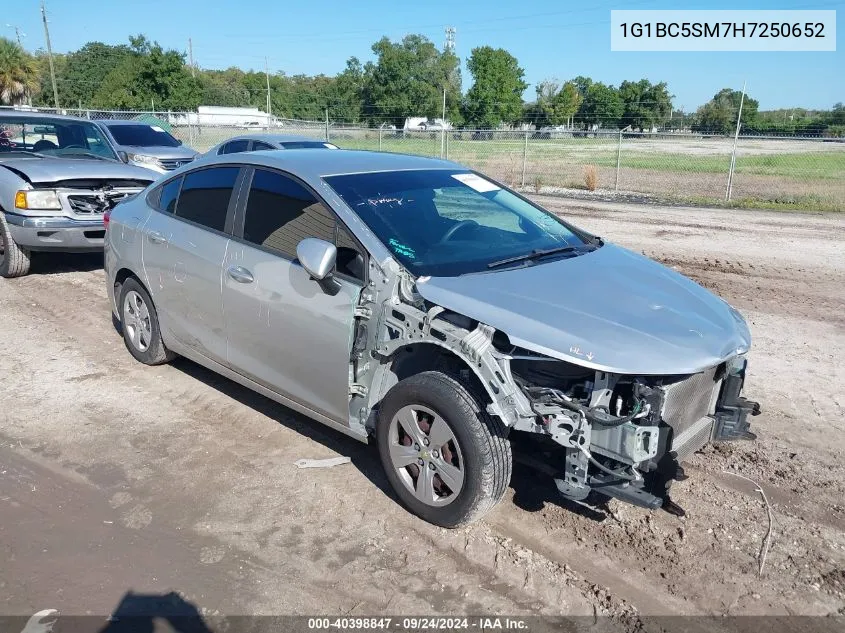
[[5, 0, 844, 111]]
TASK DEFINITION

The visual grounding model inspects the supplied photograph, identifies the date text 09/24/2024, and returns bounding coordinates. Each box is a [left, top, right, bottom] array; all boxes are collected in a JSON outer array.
[[307, 618, 529, 630]]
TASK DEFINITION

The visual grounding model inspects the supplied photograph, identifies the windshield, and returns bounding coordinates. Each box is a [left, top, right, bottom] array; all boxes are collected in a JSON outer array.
[[105, 123, 180, 148], [0, 116, 116, 160], [325, 169, 590, 277]]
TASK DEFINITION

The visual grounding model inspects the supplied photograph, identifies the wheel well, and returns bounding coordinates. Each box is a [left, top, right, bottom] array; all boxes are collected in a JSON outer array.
[[114, 268, 142, 295], [375, 343, 490, 409]]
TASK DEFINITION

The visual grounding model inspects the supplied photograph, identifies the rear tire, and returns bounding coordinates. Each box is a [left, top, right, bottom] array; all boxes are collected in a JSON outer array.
[[0, 214, 32, 278], [376, 371, 512, 527], [118, 277, 175, 365]]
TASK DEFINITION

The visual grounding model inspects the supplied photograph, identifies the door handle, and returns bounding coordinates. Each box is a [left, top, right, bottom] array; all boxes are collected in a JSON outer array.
[[227, 265, 254, 284], [147, 230, 167, 245]]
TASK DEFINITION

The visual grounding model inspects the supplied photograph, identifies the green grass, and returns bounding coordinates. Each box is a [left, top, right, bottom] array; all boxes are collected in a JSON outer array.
[[330, 135, 845, 181], [678, 193, 843, 213]]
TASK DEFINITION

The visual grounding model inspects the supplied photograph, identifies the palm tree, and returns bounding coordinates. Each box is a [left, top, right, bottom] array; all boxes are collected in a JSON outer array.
[[0, 37, 39, 106]]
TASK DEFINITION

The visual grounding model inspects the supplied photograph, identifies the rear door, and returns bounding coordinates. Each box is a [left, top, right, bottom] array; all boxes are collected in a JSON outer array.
[[222, 168, 366, 424], [142, 165, 243, 364]]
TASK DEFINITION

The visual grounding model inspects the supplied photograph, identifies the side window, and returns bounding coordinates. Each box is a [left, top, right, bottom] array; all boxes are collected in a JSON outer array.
[[252, 141, 275, 151], [155, 176, 182, 213], [175, 167, 239, 232], [220, 139, 249, 155], [336, 225, 366, 282], [242, 169, 335, 260]]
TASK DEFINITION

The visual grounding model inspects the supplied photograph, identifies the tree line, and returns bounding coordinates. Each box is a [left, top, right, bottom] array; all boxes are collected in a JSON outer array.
[[1, 34, 843, 136]]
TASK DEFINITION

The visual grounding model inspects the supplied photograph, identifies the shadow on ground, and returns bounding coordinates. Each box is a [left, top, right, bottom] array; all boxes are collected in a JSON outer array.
[[110, 309, 610, 524], [166, 348, 611, 524]]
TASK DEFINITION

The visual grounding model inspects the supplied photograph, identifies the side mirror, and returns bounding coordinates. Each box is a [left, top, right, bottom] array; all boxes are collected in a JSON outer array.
[[117, 150, 128, 163], [296, 238, 340, 295]]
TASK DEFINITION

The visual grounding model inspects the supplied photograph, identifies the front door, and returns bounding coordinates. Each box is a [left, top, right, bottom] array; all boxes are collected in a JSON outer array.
[[142, 166, 241, 364], [222, 168, 365, 424]]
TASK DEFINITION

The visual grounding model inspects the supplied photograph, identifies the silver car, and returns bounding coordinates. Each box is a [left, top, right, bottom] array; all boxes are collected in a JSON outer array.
[[206, 134, 339, 156], [0, 111, 155, 277], [105, 150, 760, 527], [95, 119, 199, 174]]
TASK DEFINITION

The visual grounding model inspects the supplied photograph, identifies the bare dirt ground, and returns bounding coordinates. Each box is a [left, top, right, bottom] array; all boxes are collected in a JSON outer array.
[[1, 199, 844, 628]]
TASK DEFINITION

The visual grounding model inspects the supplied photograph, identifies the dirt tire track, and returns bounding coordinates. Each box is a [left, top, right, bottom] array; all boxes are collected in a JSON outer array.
[[2, 197, 844, 618]]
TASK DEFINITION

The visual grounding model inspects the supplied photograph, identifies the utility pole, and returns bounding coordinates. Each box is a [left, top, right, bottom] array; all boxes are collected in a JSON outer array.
[[6, 24, 24, 46], [264, 57, 272, 126], [40, 1, 60, 110], [325, 107, 329, 142], [444, 26, 456, 52], [725, 81, 747, 201], [188, 38, 195, 78], [441, 87, 446, 158]]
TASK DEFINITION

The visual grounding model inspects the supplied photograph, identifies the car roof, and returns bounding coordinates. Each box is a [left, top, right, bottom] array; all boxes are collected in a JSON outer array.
[[201, 149, 461, 180], [230, 133, 329, 144], [0, 110, 95, 124], [95, 119, 160, 126]]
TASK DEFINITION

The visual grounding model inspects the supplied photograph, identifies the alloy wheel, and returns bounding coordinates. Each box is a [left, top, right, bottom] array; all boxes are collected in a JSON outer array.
[[388, 404, 465, 506], [122, 290, 152, 352]]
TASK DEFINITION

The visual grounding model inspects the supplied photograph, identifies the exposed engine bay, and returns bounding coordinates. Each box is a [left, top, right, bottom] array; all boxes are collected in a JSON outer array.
[[353, 265, 761, 515], [37, 179, 150, 216]]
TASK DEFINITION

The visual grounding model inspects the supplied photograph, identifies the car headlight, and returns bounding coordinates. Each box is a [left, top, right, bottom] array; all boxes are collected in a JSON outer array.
[[127, 153, 161, 167], [726, 353, 747, 377], [14, 189, 62, 210], [727, 304, 751, 354]]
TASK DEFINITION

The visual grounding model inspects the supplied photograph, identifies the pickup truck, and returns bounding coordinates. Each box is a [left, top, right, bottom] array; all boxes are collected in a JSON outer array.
[[0, 111, 154, 277]]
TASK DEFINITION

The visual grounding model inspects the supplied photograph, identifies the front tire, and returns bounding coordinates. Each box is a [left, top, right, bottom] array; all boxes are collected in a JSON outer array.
[[0, 214, 32, 278], [377, 371, 512, 527], [119, 277, 174, 365]]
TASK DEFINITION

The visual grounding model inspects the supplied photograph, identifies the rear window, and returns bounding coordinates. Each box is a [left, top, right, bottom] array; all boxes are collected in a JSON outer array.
[[106, 124, 181, 148], [279, 141, 338, 150]]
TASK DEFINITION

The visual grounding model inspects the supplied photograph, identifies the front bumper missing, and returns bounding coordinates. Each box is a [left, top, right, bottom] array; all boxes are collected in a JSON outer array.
[[711, 371, 760, 441], [552, 362, 760, 514]]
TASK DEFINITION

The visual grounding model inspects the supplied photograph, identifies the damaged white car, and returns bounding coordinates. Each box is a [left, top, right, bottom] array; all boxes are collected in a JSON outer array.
[[105, 150, 760, 527]]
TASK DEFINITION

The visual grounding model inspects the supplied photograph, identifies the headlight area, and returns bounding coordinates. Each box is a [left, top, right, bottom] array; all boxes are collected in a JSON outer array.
[[15, 189, 62, 211], [127, 153, 163, 168], [508, 353, 760, 516]]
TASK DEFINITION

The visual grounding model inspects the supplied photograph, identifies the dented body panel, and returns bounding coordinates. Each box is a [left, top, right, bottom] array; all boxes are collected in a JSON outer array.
[[106, 149, 760, 514], [414, 243, 751, 376]]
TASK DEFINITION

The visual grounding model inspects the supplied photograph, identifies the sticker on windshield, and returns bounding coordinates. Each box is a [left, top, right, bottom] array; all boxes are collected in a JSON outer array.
[[452, 173, 500, 193], [151, 126, 165, 133], [389, 238, 416, 260]]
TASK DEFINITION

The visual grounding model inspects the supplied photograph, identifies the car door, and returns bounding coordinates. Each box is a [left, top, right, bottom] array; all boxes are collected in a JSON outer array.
[[222, 167, 366, 424], [142, 165, 243, 364]]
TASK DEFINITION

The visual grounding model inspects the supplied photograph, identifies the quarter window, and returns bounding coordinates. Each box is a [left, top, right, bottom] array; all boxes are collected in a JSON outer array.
[[220, 139, 249, 155], [242, 169, 335, 259], [176, 167, 239, 232], [156, 176, 182, 213], [252, 141, 275, 151]]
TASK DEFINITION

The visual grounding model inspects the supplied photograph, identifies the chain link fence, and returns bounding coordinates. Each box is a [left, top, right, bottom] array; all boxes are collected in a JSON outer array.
[[3, 106, 843, 209]]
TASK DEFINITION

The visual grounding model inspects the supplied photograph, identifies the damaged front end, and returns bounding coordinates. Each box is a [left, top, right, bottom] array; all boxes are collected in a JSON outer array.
[[508, 349, 761, 512], [355, 262, 760, 515]]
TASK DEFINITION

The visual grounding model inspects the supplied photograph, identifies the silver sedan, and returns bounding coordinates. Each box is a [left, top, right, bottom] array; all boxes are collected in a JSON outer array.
[[205, 133, 339, 156], [104, 150, 759, 527]]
